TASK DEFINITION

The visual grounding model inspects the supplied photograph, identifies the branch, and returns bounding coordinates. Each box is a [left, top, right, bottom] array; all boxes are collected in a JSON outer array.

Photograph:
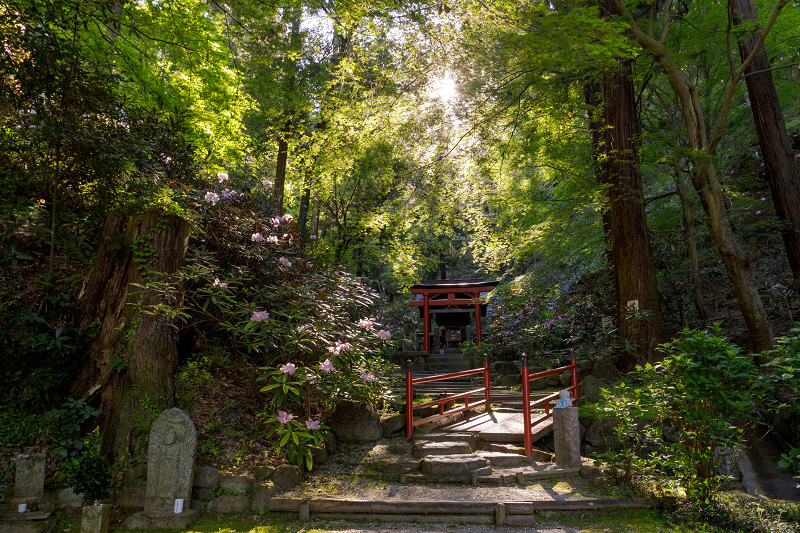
[[644, 190, 677, 205]]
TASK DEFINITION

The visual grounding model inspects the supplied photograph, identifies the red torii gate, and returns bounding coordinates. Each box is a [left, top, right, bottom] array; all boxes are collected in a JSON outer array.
[[409, 279, 498, 354]]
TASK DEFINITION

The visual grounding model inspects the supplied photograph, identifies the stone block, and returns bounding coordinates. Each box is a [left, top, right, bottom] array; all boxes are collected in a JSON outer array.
[[312, 446, 327, 466], [14, 454, 46, 501], [329, 401, 381, 442], [419, 455, 489, 477], [499, 375, 519, 387], [81, 503, 110, 533], [271, 465, 301, 490], [250, 482, 275, 514], [553, 407, 581, 468], [412, 441, 472, 458], [592, 360, 616, 382], [117, 482, 146, 510], [193, 467, 219, 488], [580, 375, 605, 403], [370, 456, 420, 475], [192, 488, 214, 502], [252, 465, 275, 482], [478, 452, 527, 467], [56, 488, 84, 508], [144, 408, 197, 514], [124, 510, 198, 530], [380, 414, 406, 436], [325, 432, 337, 454], [207, 495, 249, 514], [218, 475, 252, 496]]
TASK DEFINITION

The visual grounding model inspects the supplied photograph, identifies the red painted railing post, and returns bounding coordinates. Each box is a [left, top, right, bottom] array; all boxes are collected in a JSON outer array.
[[483, 355, 491, 406], [406, 359, 414, 439], [570, 357, 578, 405], [521, 355, 532, 457]]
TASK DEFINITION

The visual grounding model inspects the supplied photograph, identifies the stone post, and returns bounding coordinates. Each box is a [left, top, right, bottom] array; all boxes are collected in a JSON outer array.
[[13, 453, 46, 503], [81, 504, 110, 533], [553, 406, 581, 468]]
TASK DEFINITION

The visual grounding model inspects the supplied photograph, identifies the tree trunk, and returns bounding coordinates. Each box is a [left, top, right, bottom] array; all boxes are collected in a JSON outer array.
[[297, 172, 312, 240], [674, 164, 710, 321], [601, 42, 663, 370], [732, 0, 800, 279], [611, 0, 776, 352], [77, 210, 190, 461], [274, 122, 290, 216], [584, 80, 614, 268]]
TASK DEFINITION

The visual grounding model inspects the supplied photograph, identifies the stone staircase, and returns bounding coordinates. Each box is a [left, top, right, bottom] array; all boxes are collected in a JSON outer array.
[[368, 406, 582, 486]]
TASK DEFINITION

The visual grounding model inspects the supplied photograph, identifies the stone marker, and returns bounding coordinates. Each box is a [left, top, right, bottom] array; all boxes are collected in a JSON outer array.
[[553, 405, 581, 468], [125, 408, 198, 530], [14, 454, 46, 503], [329, 401, 382, 441]]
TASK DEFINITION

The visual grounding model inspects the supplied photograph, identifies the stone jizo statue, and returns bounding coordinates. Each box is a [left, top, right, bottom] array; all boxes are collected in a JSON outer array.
[[554, 390, 573, 408]]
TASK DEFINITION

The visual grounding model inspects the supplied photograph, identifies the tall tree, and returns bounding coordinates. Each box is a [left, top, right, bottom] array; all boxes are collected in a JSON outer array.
[[610, 0, 789, 351], [601, 0, 663, 368], [731, 0, 800, 280]]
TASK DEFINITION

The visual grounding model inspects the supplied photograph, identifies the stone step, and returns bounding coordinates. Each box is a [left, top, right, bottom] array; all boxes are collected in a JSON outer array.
[[419, 455, 491, 477], [476, 452, 530, 468], [412, 432, 478, 449], [412, 441, 473, 458], [479, 443, 527, 455]]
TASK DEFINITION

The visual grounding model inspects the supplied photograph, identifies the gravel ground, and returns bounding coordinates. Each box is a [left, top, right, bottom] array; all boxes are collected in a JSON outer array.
[[280, 438, 608, 503]]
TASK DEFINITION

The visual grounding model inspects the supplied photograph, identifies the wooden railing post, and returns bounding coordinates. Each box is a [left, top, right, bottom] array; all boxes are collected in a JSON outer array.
[[570, 358, 578, 405], [483, 354, 491, 406], [406, 359, 414, 439], [521, 354, 532, 457]]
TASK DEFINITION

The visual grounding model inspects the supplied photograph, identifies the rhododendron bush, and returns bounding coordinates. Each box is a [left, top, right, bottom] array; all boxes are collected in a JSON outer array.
[[177, 171, 397, 469]]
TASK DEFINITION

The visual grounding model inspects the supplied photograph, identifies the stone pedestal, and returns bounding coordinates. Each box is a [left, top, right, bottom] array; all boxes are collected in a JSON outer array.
[[553, 407, 581, 468], [80, 504, 109, 533]]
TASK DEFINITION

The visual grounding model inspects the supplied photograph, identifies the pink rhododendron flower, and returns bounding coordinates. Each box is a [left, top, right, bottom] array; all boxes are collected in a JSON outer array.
[[251, 310, 270, 322], [282, 214, 294, 222], [272, 217, 282, 226], [297, 325, 309, 333], [279, 257, 291, 267], [376, 329, 391, 340], [252, 232, 264, 242], [212, 279, 228, 288], [243, 155, 255, 163], [358, 318, 375, 330], [217, 172, 229, 183], [267, 235, 279, 244], [360, 371, 375, 383], [204, 191, 220, 205], [262, 179, 273, 188], [306, 262, 312, 267], [310, 235, 317, 240], [327, 340, 351, 355], [280, 363, 297, 374], [306, 419, 321, 430], [319, 359, 334, 373], [277, 411, 293, 424]]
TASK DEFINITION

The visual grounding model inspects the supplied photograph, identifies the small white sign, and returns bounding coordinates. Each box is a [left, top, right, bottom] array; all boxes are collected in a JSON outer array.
[[626, 300, 639, 311], [174, 499, 184, 514], [17, 504, 27, 513], [601, 316, 612, 328]]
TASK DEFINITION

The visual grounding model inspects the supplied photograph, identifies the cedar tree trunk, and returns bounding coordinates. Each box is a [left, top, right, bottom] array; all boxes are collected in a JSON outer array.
[[732, 0, 800, 279], [602, 46, 663, 370], [77, 210, 190, 460]]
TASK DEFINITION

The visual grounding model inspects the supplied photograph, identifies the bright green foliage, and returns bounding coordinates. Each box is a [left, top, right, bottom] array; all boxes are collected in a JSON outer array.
[[61, 428, 113, 502], [594, 381, 661, 487], [597, 326, 762, 502]]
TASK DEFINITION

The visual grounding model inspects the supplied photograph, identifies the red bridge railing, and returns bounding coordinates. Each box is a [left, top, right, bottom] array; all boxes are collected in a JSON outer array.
[[521, 356, 578, 457], [405, 358, 490, 439]]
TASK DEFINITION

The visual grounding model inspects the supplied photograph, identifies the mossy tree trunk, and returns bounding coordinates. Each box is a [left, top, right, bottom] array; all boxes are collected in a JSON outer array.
[[77, 210, 190, 461]]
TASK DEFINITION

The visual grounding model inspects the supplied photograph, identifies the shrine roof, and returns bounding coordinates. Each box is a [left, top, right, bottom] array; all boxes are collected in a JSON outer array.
[[409, 279, 499, 291]]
